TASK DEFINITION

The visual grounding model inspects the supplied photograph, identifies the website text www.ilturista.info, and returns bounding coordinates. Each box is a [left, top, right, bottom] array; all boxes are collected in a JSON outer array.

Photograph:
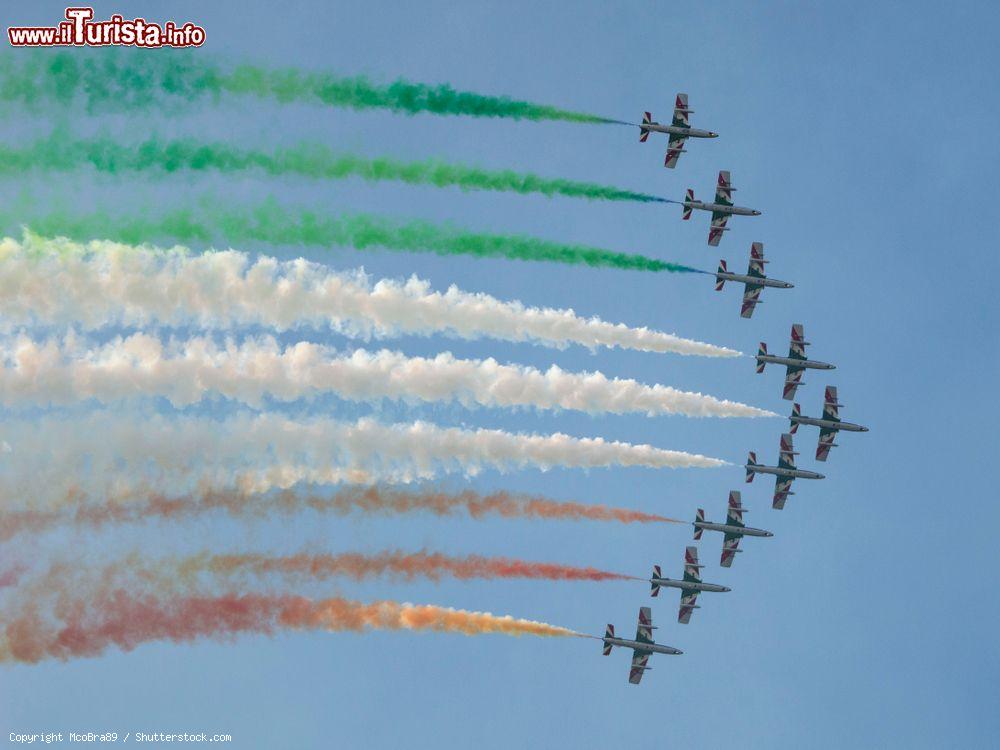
[[7, 7, 205, 48]]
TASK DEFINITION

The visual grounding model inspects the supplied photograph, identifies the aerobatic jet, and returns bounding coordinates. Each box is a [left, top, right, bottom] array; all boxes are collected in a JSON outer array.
[[638, 93, 718, 168], [714, 242, 793, 318], [601, 606, 682, 685], [746, 432, 825, 509], [756, 323, 836, 400], [650, 546, 730, 624], [790, 386, 869, 461], [693, 490, 773, 567], [682, 170, 761, 246]]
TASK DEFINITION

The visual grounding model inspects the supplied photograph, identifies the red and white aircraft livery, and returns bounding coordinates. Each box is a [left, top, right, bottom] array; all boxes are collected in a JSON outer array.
[[638, 93, 718, 168], [682, 170, 761, 246], [746, 432, 825, 509], [756, 323, 836, 401], [601, 607, 682, 685], [693, 491, 773, 568], [790, 386, 869, 461], [714, 242, 793, 318], [649, 546, 730, 624]]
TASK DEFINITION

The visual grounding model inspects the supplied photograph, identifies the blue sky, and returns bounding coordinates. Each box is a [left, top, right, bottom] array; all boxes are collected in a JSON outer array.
[[1, 1, 998, 748]]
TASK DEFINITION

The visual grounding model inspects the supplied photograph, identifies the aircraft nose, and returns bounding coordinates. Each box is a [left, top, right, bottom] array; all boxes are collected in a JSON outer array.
[[817, 473, 826, 480], [710, 132, 719, 138], [753, 210, 762, 215], [765, 531, 774, 537], [723, 586, 732, 593], [861, 426, 870, 432]]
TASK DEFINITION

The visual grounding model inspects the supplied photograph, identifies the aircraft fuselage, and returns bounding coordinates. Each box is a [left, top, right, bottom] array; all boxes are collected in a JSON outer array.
[[602, 636, 682, 656], [694, 520, 773, 538], [642, 123, 717, 139], [716, 272, 793, 289], [791, 415, 868, 432], [756, 354, 835, 370], [746, 464, 825, 480], [684, 200, 761, 217], [650, 577, 730, 594]]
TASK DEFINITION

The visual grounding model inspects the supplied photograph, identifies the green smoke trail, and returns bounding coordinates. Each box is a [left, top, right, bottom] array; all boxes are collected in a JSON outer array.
[[0, 51, 619, 124], [0, 134, 666, 204], [7, 202, 696, 273]]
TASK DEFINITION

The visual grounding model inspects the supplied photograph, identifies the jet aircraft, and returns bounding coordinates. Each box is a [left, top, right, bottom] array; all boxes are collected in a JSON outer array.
[[638, 93, 718, 168], [790, 386, 869, 461], [683, 170, 761, 246], [601, 606, 682, 685], [650, 546, 730, 623], [746, 432, 825, 509], [693, 490, 773, 567], [714, 242, 793, 318], [756, 323, 836, 400]]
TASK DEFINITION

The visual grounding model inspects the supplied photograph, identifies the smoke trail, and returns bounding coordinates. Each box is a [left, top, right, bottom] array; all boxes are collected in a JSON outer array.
[[12, 203, 694, 273], [0, 235, 738, 357], [0, 591, 580, 664], [0, 487, 683, 543], [180, 550, 636, 584], [1, 134, 666, 204], [0, 413, 727, 510], [0, 51, 616, 124], [0, 334, 773, 417]]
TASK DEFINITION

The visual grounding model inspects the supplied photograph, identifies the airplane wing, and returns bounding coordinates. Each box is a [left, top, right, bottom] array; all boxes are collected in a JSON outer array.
[[741, 281, 763, 318], [816, 426, 837, 461], [727, 490, 745, 524], [789, 323, 808, 359], [671, 93, 691, 128], [708, 212, 729, 246], [628, 651, 650, 684], [783, 364, 804, 400], [822, 386, 841, 421], [748, 242, 767, 276], [635, 606, 654, 644], [721, 533, 741, 567], [773, 476, 794, 510], [664, 132, 687, 168], [715, 170, 733, 205], [777, 433, 797, 469], [678, 589, 699, 624], [683, 546, 702, 581], [708, 171, 733, 246]]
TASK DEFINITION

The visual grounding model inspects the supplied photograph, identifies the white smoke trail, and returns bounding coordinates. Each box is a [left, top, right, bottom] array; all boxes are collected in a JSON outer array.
[[0, 234, 738, 357], [0, 333, 773, 418], [0, 413, 728, 510]]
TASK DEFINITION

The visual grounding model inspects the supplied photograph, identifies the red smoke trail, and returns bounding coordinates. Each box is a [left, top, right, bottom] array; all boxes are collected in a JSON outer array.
[[0, 487, 681, 541], [1, 591, 581, 664]]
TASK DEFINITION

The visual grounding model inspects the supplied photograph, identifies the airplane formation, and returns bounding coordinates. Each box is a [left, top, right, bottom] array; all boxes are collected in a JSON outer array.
[[603, 94, 868, 684]]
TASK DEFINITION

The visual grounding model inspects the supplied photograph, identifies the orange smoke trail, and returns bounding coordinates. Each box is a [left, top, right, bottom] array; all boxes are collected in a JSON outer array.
[[0, 487, 681, 541], [1, 591, 580, 664], [186, 550, 636, 583]]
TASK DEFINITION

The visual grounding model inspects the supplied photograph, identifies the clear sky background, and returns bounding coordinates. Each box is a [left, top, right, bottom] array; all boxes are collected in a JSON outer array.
[[1, 1, 998, 748]]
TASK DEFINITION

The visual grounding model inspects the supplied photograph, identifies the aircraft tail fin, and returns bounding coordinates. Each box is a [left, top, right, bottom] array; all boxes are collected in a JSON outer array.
[[682, 189, 694, 220], [745, 452, 757, 482], [755, 342, 767, 373], [693, 509, 704, 539], [602, 624, 614, 655], [639, 111, 652, 142], [790, 403, 801, 433], [715, 260, 727, 290], [650, 565, 662, 597]]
